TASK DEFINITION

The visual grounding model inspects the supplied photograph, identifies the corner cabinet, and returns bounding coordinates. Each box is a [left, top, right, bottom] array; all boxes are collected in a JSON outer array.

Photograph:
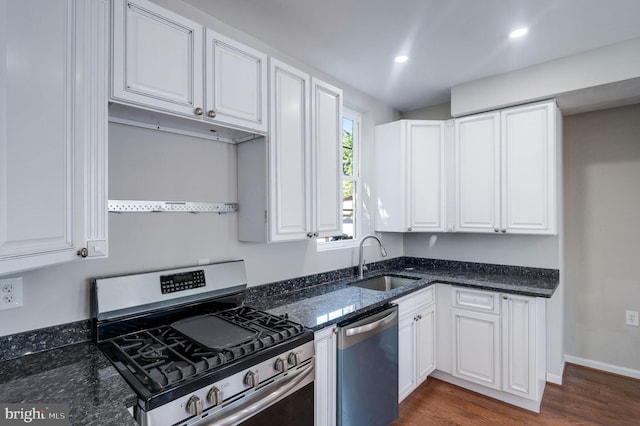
[[454, 100, 559, 234], [111, 0, 267, 133], [0, 0, 109, 275], [375, 120, 450, 233], [314, 326, 337, 426], [237, 59, 342, 242], [435, 286, 547, 412], [396, 287, 436, 402]]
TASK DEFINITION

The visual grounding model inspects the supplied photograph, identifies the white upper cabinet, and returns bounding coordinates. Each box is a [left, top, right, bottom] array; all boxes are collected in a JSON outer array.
[[311, 78, 343, 238], [268, 59, 312, 241], [454, 100, 559, 235], [111, 0, 267, 133], [375, 120, 448, 232], [0, 0, 109, 275], [112, 0, 204, 117], [455, 112, 501, 232], [205, 30, 267, 132], [501, 102, 557, 234], [237, 60, 343, 242]]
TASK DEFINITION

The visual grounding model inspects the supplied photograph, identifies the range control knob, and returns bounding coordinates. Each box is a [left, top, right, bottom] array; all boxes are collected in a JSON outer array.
[[244, 370, 260, 388], [186, 395, 203, 416], [274, 357, 286, 372], [207, 386, 223, 406], [287, 352, 300, 367]]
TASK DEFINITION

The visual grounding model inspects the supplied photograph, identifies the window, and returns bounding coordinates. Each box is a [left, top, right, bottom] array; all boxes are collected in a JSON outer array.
[[319, 108, 361, 247]]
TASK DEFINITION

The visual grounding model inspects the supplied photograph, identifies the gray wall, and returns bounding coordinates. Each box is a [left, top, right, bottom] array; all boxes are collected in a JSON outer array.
[[401, 102, 452, 120], [564, 103, 640, 374]]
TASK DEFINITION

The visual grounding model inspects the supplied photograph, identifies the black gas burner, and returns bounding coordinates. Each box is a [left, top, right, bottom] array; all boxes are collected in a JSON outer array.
[[106, 306, 305, 392]]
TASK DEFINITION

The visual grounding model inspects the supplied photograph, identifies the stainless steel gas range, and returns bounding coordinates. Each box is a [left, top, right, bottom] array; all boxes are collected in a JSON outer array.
[[93, 260, 314, 426]]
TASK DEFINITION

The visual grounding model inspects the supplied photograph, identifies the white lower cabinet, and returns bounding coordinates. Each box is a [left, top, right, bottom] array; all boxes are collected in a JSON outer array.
[[314, 326, 337, 426], [434, 286, 546, 412], [396, 287, 436, 402], [452, 308, 501, 389]]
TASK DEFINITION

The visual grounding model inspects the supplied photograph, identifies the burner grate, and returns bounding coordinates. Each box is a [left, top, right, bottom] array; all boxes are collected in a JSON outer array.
[[106, 307, 305, 392]]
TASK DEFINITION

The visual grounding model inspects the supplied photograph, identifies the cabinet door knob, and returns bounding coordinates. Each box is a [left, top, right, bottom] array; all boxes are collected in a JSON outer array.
[[313, 232, 319, 237], [77, 248, 88, 258], [501, 229, 507, 233], [503, 296, 508, 300], [407, 227, 412, 232], [494, 228, 499, 233], [194, 107, 204, 116], [306, 232, 313, 238], [207, 110, 216, 118]]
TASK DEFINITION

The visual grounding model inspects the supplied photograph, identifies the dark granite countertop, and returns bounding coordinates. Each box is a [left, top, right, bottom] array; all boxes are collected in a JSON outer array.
[[249, 261, 559, 331], [0, 342, 137, 426], [0, 257, 558, 425]]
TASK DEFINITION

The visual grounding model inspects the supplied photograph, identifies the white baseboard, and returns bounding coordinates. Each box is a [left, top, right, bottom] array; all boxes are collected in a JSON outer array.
[[564, 355, 640, 380], [546, 360, 565, 385]]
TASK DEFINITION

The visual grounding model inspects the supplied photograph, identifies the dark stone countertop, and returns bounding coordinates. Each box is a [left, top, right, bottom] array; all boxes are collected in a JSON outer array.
[[0, 257, 558, 424], [0, 342, 137, 426], [249, 263, 559, 331]]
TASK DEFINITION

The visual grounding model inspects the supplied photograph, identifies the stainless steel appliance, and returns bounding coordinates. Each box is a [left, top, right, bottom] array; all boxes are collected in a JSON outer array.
[[93, 260, 314, 426], [337, 304, 398, 426]]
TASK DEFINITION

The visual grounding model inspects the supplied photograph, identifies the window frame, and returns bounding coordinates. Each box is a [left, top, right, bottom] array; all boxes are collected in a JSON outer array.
[[317, 107, 362, 251]]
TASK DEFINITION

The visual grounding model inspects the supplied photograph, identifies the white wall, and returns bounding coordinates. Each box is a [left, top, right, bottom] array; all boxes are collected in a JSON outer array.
[[564, 103, 640, 375], [403, 233, 559, 269], [0, 1, 399, 337], [451, 37, 640, 116]]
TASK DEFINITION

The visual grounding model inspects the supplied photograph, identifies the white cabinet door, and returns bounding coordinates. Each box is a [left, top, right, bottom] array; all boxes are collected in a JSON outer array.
[[311, 78, 343, 238], [238, 61, 343, 243], [452, 308, 501, 390], [502, 294, 537, 400], [398, 313, 417, 402], [204, 30, 267, 132], [314, 326, 337, 426], [416, 304, 436, 382], [112, 0, 204, 118], [408, 121, 446, 232], [0, 0, 108, 275], [375, 120, 448, 232], [501, 102, 556, 234], [268, 59, 311, 241], [454, 112, 501, 233], [396, 287, 436, 402]]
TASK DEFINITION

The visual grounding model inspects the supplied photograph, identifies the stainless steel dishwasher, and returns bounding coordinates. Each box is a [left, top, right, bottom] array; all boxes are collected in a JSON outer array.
[[337, 304, 398, 426]]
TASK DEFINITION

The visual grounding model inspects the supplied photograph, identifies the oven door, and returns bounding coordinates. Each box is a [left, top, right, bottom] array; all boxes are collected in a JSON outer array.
[[197, 361, 314, 426]]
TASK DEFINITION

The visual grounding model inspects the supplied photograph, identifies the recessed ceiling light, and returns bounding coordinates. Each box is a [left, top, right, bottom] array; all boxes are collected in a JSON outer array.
[[394, 55, 409, 63], [509, 27, 529, 39]]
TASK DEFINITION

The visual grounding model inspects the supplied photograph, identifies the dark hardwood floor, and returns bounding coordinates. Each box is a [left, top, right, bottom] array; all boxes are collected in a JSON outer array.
[[391, 363, 640, 425]]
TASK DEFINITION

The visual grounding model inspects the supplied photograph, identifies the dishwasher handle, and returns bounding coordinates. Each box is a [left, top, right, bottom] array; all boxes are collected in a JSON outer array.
[[345, 309, 397, 337]]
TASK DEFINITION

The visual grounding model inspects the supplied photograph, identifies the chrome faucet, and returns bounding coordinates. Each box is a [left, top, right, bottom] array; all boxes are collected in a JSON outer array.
[[358, 235, 388, 279]]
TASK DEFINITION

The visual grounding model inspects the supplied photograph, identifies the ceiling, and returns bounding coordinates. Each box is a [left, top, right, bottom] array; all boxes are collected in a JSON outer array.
[[182, 0, 640, 113]]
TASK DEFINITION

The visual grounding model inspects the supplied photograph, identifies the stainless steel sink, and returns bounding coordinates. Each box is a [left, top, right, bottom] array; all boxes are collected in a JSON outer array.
[[349, 275, 420, 291]]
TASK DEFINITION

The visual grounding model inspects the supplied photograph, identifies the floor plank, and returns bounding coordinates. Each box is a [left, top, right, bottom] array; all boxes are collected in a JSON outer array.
[[391, 364, 640, 425]]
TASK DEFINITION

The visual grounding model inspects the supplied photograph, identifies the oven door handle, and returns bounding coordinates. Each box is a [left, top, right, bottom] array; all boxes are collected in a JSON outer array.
[[206, 361, 314, 426]]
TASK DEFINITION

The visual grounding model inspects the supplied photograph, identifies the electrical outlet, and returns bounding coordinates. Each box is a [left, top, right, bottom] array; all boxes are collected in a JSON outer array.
[[626, 310, 639, 327], [0, 277, 23, 311]]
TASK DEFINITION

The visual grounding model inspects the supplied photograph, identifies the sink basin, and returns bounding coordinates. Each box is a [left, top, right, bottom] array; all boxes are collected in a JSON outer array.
[[349, 275, 420, 292]]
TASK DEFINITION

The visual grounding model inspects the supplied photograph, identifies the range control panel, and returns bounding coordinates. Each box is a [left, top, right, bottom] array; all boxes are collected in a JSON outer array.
[[160, 270, 206, 294]]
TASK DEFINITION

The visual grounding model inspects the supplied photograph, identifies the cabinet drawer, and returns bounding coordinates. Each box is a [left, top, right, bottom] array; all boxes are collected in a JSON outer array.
[[452, 287, 500, 314], [397, 286, 434, 317]]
